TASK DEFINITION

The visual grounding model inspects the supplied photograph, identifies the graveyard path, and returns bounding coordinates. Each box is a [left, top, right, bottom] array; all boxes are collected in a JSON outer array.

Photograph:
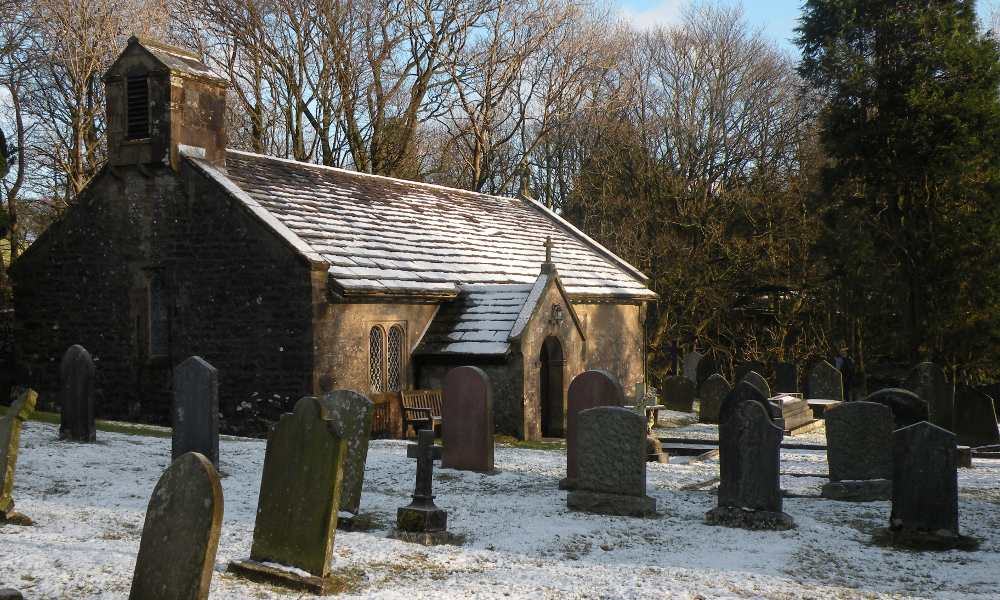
[[0, 422, 998, 599]]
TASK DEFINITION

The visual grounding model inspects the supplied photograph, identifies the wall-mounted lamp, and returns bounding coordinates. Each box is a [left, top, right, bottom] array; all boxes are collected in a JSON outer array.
[[551, 304, 565, 326]]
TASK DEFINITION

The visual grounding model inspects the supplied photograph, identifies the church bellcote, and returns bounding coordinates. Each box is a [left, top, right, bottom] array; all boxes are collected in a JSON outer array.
[[103, 37, 229, 170]]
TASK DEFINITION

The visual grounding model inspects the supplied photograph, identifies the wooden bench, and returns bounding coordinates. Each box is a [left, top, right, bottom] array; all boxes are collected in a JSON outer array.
[[400, 389, 442, 437]]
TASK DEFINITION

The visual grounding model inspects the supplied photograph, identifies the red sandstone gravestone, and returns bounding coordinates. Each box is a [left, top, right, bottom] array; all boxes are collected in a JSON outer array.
[[560, 370, 625, 489], [441, 366, 494, 472]]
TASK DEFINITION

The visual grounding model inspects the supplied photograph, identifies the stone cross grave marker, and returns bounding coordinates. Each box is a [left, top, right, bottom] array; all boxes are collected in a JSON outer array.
[[659, 375, 695, 413], [774, 362, 798, 394], [441, 366, 494, 472], [741, 371, 771, 399], [129, 452, 223, 600], [388, 429, 456, 545], [566, 407, 656, 517], [952, 385, 1000, 448], [863, 388, 928, 430], [317, 390, 374, 515], [821, 401, 892, 501], [695, 354, 718, 396], [707, 401, 793, 530], [667, 339, 684, 376], [807, 360, 842, 402], [1, 389, 36, 520], [902, 363, 953, 430], [60, 344, 96, 442], [172, 357, 219, 469], [717, 381, 772, 427], [698, 374, 731, 424], [682, 351, 703, 382], [560, 370, 625, 490], [735, 361, 765, 384]]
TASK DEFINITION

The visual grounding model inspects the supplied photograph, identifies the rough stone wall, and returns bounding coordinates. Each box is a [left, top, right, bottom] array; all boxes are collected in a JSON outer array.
[[574, 302, 644, 399], [10, 161, 316, 433]]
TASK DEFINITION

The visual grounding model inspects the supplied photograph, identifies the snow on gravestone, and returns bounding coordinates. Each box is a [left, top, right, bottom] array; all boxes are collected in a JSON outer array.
[[567, 407, 656, 517], [890, 422, 959, 538], [1, 389, 36, 519], [60, 344, 96, 442], [560, 370, 625, 490], [682, 351, 703, 383], [741, 371, 771, 400], [821, 401, 893, 502], [317, 390, 374, 514], [441, 366, 494, 472], [129, 452, 223, 600], [807, 361, 842, 402], [659, 375, 695, 413], [698, 374, 731, 424], [902, 362, 953, 431], [172, 357, 219, 469], [863, 388, 928, 430], [774, 362, 798, 394], [707, 401, 793, 530], [952, 385, 1000, 448]]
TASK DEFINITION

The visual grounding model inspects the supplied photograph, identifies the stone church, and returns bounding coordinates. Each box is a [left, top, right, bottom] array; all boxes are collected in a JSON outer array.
[[9, 38, 656, 439]]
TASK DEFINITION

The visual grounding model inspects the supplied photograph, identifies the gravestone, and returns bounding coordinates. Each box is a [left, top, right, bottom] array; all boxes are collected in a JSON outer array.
[[698, 374, 731, 424], [560, 370, 625, 490], [902, 363, 953, 430], [821, 402, 892, 501], [774, 362, 798, 394], [717, 381, 772, 427], [706, 401, 792, 530], [735, 361, 765, 384], [317, 390, 375, 514], [863, 388, 928, 429], [388, 429, 455, 545], [1, 389, 36, 521], [229, 397, 348, 594], [807, 360, 842, 402], [440, 366, 494, 472], [172, 357, 219, 469], [129, 452, 223, 600], [60, 344, 96, 442], [952, 385, 1000, 447], [695, 355, 718, 395], [741, 371, 771, 399], [566, 407, 656, 517], [682, 351, 703, 382], [0, 589, 23, 599], [659, 375, 696, 413]]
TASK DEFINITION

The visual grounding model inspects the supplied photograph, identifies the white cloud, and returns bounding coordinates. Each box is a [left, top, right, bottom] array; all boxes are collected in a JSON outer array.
[[620, 0, 692, 29]]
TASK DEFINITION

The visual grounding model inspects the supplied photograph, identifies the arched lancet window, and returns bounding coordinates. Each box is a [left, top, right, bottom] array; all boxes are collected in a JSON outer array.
[[369, 326, 384, 393], [387, 325, 404, 391], [148, 272, 169, 356]]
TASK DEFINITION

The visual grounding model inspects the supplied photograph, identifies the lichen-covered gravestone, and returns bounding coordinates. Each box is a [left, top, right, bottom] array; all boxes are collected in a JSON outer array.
[[741, 371, 771, 399], [695, 354, 718, 396], [659, 375, 696, 413], [698, 374, 731, 424], [863, 388, 928, 430], [821, 402, 892, 501], [707, 401, 793, 530], [317, 390, 374, 514], [441, 366, 494, 472], [60, 344, 95, 442], [774, 362, 798, 394], [682, 351, 703, 382], [717, 381, 772, 427], [952, 385, 1000, 448], [902, 362, 953, 430], [172, 357, 219, 469], [129, 452, 223, 600], [566, 407, 656, 517], [560, 370, 625, 490], [1, 389, 37, 522], [807, 361, 842, 402], [228, 397, 348, 594]]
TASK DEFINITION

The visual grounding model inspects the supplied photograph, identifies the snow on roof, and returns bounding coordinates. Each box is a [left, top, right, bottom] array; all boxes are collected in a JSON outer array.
[[415, 284, 533, 356], [219, 151, 656, 300]]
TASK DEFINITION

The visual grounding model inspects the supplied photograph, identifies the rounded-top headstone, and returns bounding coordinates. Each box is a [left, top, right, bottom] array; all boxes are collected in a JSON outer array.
[[565, 370, 625, 479], [718, 381, 772, 427], [698, 374, 731, 424], [952, 385, 1000, 448], [659, 375, 696, 412], [682, 351, 704, 382], [741, 371, 771, 399], [441, 366, 494, 472], [695, 355, 718, 395], [735, 361, 766, 384], [863, 388, 928, 430], [60, 344, 96, 442], [902, 362, 952, 430], [825, 401, 893, 481], [317, 390, 375, 514]]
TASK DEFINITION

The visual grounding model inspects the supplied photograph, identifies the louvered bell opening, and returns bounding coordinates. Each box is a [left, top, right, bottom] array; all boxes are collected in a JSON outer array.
[[126, 77, 150, 140]]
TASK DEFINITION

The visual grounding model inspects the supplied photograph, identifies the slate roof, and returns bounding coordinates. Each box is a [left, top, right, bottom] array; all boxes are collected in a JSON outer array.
[[415, 285, 533, 356], [206, 151, 655, 301]]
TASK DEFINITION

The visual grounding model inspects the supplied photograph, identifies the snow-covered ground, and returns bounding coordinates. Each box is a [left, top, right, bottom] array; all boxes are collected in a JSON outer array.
[[1, 418, 998, 599]]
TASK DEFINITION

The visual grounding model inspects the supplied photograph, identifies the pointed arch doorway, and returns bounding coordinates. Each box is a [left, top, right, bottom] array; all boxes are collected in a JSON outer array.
[[539, 335, 565, 438]]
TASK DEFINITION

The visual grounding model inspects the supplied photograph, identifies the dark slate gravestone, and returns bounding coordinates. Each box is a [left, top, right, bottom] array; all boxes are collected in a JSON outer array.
[[682, 351, 703, 382], [60, 344, 96, 442], [698, 374, 731, 424], [388, 429, 455, 545], [129, 452, 223, 600], [735, 361, 765, 384], [560, 370, 625, 490], [0, 589, 23, 600], [902, 363, 953, 431], [863, 388, 928, 430], [317, 390, 374, 515], [807, 360, 842, 402], [717, 381, 772, 427], [952, 385, 1000, 448], [441, 366, 494, 472], [1, 389, 36, 521], [567, 407, 657, 517], [706, 401, 793, 530], [659, 375, 696, 413], [741, 371, 771, 399], [229, 397, 348, 594], [774, 362, 798, 394], [695, 355, 718, 395], [172, 357, 219, 469], [821, 402, 892, 501]]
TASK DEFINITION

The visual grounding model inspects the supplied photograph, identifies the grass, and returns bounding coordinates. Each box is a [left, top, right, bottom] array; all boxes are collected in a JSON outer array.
[[0, 405, 173, 439], [493, 435, 564, 450]]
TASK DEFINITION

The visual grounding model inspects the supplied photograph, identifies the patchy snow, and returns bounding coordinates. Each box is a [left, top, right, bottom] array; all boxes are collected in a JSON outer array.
[[1, 420, 999, 599]]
